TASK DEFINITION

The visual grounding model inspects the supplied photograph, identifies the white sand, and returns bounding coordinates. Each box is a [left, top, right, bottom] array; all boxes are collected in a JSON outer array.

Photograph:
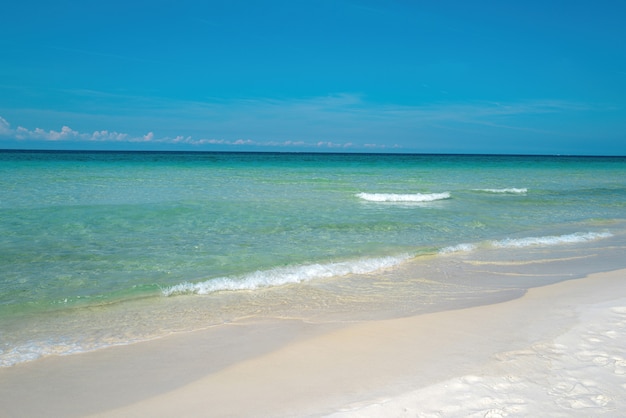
[[1, 269, 625, 417], [102, 269, 626, 417], [330, 295, 626, 417]]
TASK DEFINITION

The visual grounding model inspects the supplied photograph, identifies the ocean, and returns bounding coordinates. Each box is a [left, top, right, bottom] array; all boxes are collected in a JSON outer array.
[[1, 150, 626, 367]]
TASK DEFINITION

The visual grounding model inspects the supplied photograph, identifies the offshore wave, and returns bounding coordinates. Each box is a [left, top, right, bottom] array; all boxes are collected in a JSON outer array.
[[162, 254, 412, 296], [356, 192, 451, 202], [473, 188, 528, 194], [439, 231, 612, 254]]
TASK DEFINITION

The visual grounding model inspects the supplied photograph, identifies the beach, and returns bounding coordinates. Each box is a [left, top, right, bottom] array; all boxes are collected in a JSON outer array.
[[1, 152, 626, 416], [3, 0, 626, 413], [1, 267, 624, 417]]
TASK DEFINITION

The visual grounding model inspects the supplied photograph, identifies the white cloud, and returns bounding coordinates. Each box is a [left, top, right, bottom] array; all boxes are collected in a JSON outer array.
[[0, 115, 371, 150], [90, 130, 129, 141], [48, 126, 80, 141]]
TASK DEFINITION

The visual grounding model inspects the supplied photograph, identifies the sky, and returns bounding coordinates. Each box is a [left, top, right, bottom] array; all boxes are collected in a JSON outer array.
[[1, 0, 625, 155]]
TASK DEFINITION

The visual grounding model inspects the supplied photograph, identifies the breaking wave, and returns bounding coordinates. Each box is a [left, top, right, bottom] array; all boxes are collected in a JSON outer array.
[[162, 254, 412, 296], [491, 232, 613, 248], [356, 192, 451, 202], [473, 188, 528, 194], [439, 231, 613, 254]]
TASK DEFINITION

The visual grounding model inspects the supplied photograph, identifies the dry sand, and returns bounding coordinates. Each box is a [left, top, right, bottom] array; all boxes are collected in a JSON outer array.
[[1, 269, 625, 417]]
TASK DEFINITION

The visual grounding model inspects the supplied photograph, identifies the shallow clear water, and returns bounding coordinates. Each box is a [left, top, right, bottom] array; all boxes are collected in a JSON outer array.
[[1, 151, 626, 366]]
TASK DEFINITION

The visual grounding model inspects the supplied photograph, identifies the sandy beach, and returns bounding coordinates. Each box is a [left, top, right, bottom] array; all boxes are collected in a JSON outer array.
[[3, 0, 626, 414], [0, 267, 624, 417]]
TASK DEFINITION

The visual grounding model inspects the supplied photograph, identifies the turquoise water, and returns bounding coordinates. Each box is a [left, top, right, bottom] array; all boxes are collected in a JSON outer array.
[[1, 151, 626, 365]]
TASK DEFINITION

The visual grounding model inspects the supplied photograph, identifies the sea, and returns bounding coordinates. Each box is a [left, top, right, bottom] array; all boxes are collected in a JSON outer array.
[[1, 150, 626, 367]]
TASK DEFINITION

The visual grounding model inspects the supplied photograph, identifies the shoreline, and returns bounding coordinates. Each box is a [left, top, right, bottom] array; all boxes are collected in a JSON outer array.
[[1, 268, 625, 417]]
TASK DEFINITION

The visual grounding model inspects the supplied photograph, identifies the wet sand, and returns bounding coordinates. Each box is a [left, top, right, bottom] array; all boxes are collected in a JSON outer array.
[[1, 267, 624, 417]]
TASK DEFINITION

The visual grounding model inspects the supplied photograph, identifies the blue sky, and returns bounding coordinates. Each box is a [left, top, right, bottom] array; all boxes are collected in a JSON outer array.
[[1, 0, 625, 154]]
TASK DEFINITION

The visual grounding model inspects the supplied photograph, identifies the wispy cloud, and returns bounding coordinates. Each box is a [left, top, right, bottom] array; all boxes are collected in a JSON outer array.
[[0, 94, 596, 151], [0, 117, 11, 135]]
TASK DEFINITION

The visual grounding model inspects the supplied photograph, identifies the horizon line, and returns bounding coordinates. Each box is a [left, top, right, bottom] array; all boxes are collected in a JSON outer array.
[[2, 148, 625, 158]]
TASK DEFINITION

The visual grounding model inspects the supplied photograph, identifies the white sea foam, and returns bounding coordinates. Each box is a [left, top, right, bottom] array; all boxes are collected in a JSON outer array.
[[439, 231, 612, 254], [0, 338, 131, 368], [492, 232, 613, 248], [162, 255, 412, 296], [473, 188, 528, 194], [356, 192, 451, 202], [439, 243, 477, 254]]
